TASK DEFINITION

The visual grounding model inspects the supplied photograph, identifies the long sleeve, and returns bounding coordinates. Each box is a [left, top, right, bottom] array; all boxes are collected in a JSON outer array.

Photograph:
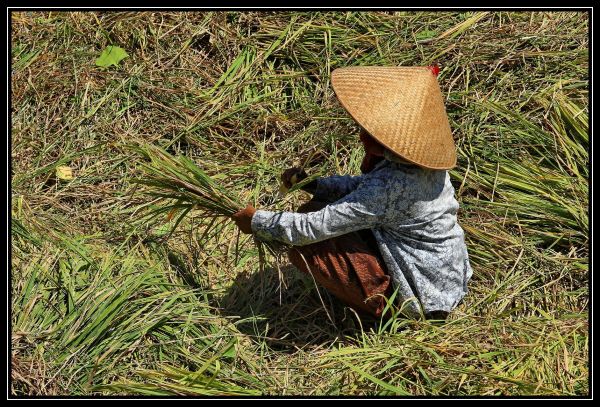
[[311, 174, 364, 202], [251, 176, 389, 246]]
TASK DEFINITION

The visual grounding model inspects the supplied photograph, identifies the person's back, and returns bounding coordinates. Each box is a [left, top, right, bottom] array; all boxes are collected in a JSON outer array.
[[366, 158, 472, 317]]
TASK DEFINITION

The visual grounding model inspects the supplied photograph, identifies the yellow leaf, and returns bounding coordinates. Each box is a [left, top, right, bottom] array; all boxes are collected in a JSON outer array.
[[56, 166, 74, 181]]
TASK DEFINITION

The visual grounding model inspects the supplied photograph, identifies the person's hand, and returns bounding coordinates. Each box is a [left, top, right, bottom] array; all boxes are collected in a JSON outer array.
[[231, 204, 257, 234], [281, 167, 307, 189]]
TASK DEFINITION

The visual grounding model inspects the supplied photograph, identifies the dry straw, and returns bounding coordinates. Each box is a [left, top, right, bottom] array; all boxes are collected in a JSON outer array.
[[130, 144, 284, 257]]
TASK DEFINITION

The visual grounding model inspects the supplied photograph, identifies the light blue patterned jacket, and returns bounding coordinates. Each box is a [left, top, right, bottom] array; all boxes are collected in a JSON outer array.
[[251, 153, 473, 316]]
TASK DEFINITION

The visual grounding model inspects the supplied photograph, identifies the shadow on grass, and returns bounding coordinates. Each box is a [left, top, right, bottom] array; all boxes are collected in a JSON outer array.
[[217, 263, 383, 351]]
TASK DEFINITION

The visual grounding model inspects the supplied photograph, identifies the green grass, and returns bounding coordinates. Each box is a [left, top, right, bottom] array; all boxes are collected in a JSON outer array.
[[11, 11, 588, 396]]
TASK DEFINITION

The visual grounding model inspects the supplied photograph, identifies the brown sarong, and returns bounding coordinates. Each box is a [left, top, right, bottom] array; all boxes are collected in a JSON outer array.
[[287, 200, 393, 319]]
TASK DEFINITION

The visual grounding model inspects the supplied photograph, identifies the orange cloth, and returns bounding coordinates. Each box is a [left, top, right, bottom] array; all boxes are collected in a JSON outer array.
[[287, 200, 392, 318]]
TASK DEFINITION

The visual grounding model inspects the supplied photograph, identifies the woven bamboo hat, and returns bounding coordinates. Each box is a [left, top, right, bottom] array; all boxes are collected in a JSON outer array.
[[331, 66, 457, 170]]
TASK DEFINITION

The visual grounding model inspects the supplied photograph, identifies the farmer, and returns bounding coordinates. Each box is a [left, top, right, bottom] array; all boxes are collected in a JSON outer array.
[[232, 66, 472, 321]]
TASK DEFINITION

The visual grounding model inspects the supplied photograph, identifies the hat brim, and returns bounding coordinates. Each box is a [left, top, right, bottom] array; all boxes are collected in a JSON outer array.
[[331, 66, 457, 170]]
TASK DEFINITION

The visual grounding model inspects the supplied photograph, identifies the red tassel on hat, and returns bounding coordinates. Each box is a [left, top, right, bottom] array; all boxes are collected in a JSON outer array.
[[428, 64, 440, 77]]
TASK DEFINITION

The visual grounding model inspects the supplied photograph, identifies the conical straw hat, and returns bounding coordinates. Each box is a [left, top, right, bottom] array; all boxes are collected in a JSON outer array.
[[331, 66, 457, 170]]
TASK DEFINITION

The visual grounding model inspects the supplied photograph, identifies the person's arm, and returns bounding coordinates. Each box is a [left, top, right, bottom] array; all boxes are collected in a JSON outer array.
[[309, 175, 364, 202], [251, 176, 389, 246], [282, 168, 363, 201]]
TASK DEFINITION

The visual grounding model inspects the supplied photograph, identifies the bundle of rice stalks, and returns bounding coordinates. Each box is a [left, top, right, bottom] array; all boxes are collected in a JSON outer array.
[[133, 144, 241, 218], [130, 144, 282, 256]]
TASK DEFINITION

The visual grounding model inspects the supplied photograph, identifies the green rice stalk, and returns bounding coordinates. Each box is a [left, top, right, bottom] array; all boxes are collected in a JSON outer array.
[[130, 144, 282, 256]]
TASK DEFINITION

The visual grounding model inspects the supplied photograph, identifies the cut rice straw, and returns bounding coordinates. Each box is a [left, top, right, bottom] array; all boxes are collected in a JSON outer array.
[[130, 143, 283, 255]]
